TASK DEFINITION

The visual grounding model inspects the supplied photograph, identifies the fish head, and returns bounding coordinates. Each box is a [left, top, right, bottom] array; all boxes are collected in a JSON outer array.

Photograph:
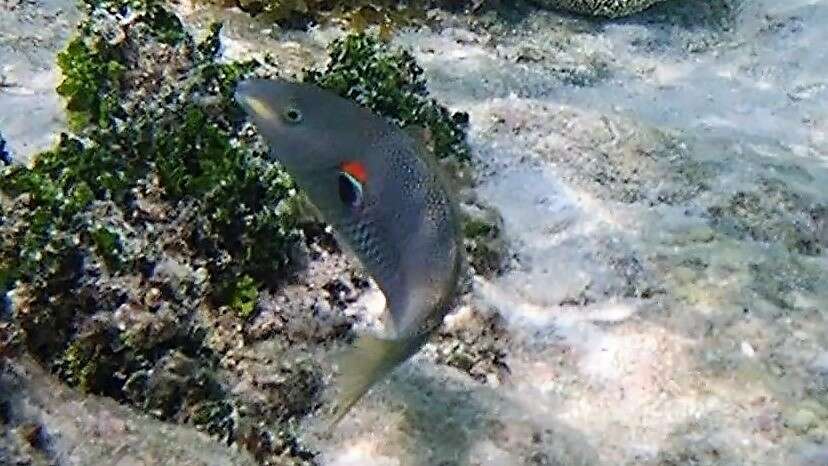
[[235, 78, 379, 222]]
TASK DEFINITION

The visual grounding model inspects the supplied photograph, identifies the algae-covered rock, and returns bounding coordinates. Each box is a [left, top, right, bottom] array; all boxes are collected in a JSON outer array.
[[0, 356, 258, 466], [199, 0, 474, 32], [708, 178, 827, 256], [0, 1, 315, 462], [532, 0, 666, 18], [432, 305, 510, 385], [461, 203, 508, 277]]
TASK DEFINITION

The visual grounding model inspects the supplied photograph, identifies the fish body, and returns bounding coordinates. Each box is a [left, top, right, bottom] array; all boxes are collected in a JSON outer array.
[[532, 0, 665, 18], [235, 79, 463, 424]]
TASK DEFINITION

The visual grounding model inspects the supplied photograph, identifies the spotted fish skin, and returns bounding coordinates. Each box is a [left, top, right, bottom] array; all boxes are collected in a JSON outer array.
[[532, 0, 665, 18], [235, 79, 464, 424]]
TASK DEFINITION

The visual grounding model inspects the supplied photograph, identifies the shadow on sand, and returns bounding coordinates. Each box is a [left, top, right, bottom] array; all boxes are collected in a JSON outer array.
[[336, 361, 601, 466]]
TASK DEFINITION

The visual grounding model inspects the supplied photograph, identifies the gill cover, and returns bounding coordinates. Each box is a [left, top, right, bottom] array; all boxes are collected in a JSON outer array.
[[234, 79, 379, 226], [337, 162, 366, 210]]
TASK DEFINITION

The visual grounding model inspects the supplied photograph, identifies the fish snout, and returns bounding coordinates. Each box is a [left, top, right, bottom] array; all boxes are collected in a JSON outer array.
[[234, 79, 257, 111], [234, 79, 282, 125]]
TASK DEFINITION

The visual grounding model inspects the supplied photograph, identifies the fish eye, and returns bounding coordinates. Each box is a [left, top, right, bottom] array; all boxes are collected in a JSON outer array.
[[284, 107, 303, 124], [338, 171, 364, 209]]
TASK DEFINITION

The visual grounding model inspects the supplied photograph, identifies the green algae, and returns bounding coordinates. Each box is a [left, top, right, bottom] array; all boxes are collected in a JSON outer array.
[[90, 226, 124, 270], [226, 274, 260, 319], [464, 218, 497, 239], [56, 35, 125, 129], [0, 15, 299, 295], [0, 135, 130, 296], [461, 208, 507, 277], [58, 320, 119, 393]]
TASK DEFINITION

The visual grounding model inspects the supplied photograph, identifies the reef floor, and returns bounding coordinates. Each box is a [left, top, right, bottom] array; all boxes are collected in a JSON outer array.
[[2, 1, 827, 465]]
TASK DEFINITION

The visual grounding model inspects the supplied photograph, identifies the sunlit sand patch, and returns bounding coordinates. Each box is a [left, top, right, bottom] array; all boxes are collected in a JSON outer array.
[[325, 437, 401, 466]]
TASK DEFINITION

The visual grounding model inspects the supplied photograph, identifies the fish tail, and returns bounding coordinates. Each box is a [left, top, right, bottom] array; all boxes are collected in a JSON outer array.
[[327, 333, 426, 430]]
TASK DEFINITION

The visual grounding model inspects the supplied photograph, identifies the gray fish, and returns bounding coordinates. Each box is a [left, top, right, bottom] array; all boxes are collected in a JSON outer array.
[[235, 79, 464, 426]]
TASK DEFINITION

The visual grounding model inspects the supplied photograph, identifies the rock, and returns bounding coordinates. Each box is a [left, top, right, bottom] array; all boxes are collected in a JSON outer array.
[[531, 0, 666, 18], [461, 202, 509, 278], [0, 133, 9, 164], [0, 356, 257, 466], [786, 408, 818, 434]]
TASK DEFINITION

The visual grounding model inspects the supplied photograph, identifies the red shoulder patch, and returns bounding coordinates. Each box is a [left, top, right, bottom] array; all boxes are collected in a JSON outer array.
[[340, 161, 368, 183]]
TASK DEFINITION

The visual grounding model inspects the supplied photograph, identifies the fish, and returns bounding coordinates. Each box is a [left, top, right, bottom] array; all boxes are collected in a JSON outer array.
[[234, 79, 464, 427], [532, 0, 665, 18]]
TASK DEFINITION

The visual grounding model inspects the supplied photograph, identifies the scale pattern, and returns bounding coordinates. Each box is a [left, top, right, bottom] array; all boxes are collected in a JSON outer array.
[[533, 0, 666, 18]]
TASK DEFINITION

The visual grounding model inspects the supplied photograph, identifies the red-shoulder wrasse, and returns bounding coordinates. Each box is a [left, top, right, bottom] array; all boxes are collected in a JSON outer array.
[[235, 79, 464, 427]]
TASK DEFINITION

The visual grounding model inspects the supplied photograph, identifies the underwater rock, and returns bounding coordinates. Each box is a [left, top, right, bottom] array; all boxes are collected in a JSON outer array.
[[531, 0, 666, 18], [432, 304, 510, 385], [0, 356, 258, 466], [708, 178, 828, 256], [1, 0, 491, 462], [460, 202, 508, 278], [0, 3, 316, 462], [0, 134, 9, 165], [480, 99, 710, 205]]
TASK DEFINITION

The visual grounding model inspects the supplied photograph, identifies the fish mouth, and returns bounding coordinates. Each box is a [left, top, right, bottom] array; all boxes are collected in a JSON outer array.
[[234, 79, 254, 109]]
